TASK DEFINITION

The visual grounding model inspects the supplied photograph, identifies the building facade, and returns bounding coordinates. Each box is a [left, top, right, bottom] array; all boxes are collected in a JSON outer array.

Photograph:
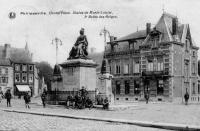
[[104, 13, 199, 102], [13, 62, 35, 96], [0, 43, 39, 97], [0, 59, 13, 94]]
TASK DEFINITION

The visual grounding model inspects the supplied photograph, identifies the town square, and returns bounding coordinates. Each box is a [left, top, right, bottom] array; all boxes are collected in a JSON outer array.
[[0, 0, 200, 130]]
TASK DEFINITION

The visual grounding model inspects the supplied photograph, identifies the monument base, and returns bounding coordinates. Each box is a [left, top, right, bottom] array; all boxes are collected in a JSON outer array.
[[55, 59, 98, 102]]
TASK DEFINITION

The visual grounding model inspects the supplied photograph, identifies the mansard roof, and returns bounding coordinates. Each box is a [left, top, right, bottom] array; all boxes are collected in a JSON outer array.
[[114, 30, 146, 42], [113, 12, 196, 48]]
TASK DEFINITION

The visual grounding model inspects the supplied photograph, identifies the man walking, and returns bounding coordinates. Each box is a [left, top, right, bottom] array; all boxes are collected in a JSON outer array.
[[5, 90, 11, 107], [41, 92, 47, 108], [24, 92, 31, 108], [145, 91, 149, 104], [184, 89, 189, 105]]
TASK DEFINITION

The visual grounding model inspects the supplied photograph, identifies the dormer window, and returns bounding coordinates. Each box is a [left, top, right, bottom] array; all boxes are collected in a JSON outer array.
[[129, 42, 134, 50]]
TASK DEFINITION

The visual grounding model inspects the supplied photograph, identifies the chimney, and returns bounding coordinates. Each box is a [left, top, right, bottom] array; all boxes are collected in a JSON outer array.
[[110, 36, 117, 42], [172, 17, 178, 35], [146, 23, 151, 36], [4, 44, 11, 59]]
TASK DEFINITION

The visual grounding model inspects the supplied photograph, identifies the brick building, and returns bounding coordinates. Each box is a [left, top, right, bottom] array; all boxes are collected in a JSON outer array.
[[104, 12, 199, 102], [0, 59, 13, 94], [0, 43, 39, 97]]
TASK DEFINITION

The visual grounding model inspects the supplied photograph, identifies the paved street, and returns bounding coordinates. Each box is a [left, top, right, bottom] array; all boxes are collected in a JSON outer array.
[[0, 98, 199, 130], [0, 110, 170, 131]]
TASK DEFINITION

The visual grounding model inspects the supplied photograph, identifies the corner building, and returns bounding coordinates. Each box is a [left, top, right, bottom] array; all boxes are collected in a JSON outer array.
[[105, 13, 199, 102]]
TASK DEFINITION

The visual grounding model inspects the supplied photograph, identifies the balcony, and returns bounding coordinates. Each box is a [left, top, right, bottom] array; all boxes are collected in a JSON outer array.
[[142, 70, 169, 77]]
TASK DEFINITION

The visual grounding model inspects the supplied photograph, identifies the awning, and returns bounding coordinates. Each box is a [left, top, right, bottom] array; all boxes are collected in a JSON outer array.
[[16, 85, 30, 92]]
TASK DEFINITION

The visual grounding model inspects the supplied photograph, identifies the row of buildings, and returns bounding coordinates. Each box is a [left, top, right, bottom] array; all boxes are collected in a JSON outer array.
[[102, 12, 199, 102], [0, 43, 44, 97]]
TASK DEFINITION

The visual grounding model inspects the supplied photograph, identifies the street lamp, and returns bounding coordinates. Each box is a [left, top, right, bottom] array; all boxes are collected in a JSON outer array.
[[51, 37, 62, 65], [51, 37, 62, 104], [100, 27, 111, 51]]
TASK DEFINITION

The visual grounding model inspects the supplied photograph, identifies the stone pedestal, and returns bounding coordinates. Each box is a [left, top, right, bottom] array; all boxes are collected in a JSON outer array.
[[97, 73, 114, 105], [60, 59, 98, 101]]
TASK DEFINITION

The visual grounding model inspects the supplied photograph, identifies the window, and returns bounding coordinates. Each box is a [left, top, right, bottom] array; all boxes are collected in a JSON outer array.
[[157, 58, 164, 71], [108, 60, 112, 74], [29, 74, 33, 83], [1, 77, 8, 83], [29, 65, 33, 71], [184, 60, 189, 76], [157, 80, 164, 95], [125, 81, 130, 94], [15, 73, 20, 82], [22, 73, 27, 83], [124, 64, 129, 74], [192, 62, 196, 74], [115, 65, 121, 74], [192, 83, 195, 94], [198, 84, 200, 94], [193, 51, 195, 57], [15, 64, 20, 71], [0, 68, 8, 74], [5, 68, 8, 74], [109, 66, 111, 74], [129, 42, 134, 50], [147, 59, 153, 71], [22, 65, 27, 71], [116, 81, 121, 94], [133, 60, 140, 73], [134, 80, 140, 95]]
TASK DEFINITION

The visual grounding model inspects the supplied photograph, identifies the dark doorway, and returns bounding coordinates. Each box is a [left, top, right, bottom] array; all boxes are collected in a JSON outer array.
[[116, 81, 121, 95]]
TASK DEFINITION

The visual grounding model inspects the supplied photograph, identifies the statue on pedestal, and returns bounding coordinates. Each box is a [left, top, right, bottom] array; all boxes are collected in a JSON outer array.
[[68, 28, 88, 59]]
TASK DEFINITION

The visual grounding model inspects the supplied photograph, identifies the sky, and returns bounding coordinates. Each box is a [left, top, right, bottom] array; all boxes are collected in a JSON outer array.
[[0, 0, 200, 66]]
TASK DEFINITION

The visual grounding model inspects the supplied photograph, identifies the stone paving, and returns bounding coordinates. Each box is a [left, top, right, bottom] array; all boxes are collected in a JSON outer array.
[[0, 98, 199, 130], [0, 110, 169, 131]]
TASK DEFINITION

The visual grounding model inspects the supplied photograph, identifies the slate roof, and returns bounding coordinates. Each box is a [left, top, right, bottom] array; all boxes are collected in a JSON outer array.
[[10, 48, 32, 63], [114, 12, 186, 44], [114, 30, 146, 42], [0, 44, 33, 65], [0, 59, 11, 66]]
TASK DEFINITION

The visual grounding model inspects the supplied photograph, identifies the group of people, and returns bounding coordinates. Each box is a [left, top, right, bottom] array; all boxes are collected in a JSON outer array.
[[66, 87, 93, 109], [0, 89, 47, 109]]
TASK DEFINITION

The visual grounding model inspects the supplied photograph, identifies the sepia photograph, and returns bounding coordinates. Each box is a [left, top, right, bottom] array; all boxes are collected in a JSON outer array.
[[0, 0, 200, 130]]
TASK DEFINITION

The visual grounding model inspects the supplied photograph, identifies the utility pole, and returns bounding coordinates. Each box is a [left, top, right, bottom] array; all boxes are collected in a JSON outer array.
[[51, 37, 62, 64]]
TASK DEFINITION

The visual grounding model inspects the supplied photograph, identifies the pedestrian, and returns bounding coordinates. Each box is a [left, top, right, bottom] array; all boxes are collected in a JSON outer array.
[[184, 89, 189, 105], [24, 92, 31, 108], [85, 97, 93, 109], [5, 89, 12, 107], [102, 97, 109, 110], [145, 91, 149, 104], [0, 87, 3, 103], [41, 92, 46, 108]]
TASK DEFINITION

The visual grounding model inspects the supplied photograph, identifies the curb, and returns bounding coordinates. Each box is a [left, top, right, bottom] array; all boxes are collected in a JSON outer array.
[[2, 109, 200, 131]]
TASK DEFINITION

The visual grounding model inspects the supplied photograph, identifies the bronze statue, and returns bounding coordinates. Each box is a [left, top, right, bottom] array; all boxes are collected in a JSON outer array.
[[68, 28, 88, 59]]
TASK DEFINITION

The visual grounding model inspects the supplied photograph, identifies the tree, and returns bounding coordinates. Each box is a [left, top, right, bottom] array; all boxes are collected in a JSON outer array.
[[35, 61, 53, 91]]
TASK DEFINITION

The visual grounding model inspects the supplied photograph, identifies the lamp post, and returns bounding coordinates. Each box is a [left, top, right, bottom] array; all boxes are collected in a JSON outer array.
[[100, 27, 111, 51], [51, 37, 62, 65], [51, 37, 62, 104]]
